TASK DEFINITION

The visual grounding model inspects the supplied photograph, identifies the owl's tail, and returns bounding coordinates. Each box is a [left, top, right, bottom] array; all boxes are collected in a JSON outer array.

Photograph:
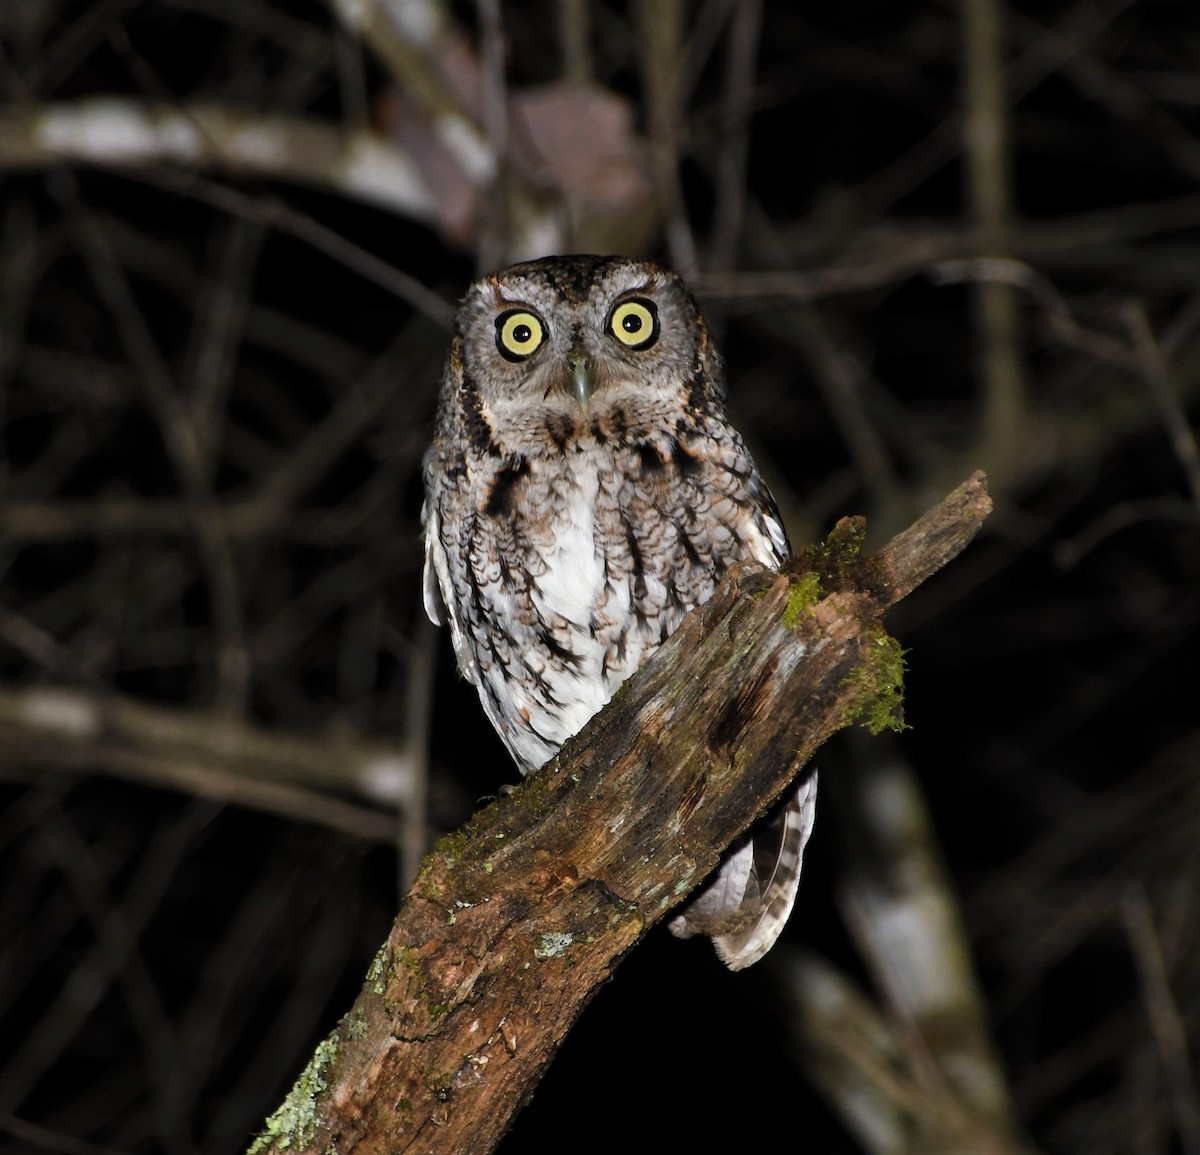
[[667, 772, 817, 970]]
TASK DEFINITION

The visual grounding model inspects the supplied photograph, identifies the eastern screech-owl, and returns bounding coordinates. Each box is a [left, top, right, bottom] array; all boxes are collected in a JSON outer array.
[[422, 254, 816, 969]]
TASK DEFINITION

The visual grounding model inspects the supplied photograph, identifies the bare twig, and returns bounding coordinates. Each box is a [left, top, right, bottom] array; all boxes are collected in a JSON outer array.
[[1122, 302, 1200, 513], [556, 0, 592, 84], [130, 171, 456, 327], [785, 307, 900, 511], [183, 218, 264, 476], [709, 0, 762, 275], [54, 175, 252, 712], [474, 0, 509, 274], [0, 794, 209, 1122], [634, 0, 697, 272], [0, 1112, 134, 1155], [962, 0, 1026, 477], [1121, 885, 1200, 1155]]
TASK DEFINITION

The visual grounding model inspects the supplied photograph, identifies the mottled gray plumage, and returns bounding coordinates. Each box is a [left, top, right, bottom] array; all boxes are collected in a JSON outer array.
[[422, 254, 815, 969]]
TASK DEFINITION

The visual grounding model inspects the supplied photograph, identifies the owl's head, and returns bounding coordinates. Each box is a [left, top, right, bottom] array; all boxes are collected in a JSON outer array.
[[443, 255, 723, 452]]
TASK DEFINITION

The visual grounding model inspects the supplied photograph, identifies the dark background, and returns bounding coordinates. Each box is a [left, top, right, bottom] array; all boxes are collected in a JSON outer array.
[[2, 1, 1199, 1152]]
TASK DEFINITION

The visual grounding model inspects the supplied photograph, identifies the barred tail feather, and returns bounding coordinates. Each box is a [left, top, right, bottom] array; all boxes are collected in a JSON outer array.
[[668, 772, 817, 971]]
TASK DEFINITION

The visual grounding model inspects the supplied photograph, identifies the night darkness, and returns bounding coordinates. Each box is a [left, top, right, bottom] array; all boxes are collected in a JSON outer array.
[[2, 2, 1200, 1153]]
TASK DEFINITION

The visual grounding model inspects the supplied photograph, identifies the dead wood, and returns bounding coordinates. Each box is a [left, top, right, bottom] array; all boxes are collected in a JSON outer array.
[[249, 471, 992, 1155]]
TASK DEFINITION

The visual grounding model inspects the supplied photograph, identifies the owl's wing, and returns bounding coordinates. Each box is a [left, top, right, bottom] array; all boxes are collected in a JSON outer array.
[[668, 771, 817, 970], [421, 502, 447, 627], [421, 500, 485, 696]]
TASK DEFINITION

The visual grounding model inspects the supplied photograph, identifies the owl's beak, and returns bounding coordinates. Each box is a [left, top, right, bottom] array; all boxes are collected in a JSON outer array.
[[567, 354, 595, 409]]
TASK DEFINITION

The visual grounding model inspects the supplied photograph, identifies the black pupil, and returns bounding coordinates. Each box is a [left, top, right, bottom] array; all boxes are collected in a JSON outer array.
[[622, 313, 643, 333], [513, 324, 532, 343]]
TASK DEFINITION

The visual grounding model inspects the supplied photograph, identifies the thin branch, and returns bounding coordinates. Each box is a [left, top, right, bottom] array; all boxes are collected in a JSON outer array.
[[56, 182, 251, 712], [709, 0, 762, 274], [183, 217, 264, 478], [0, 685, 412, 840], [556, 0, 592, 84], [0, 1113, 133, 1155], [634, 0, 698, 272], [962, 0, 1026, 476], [0, 795, 208, 1121], [473, 0, 509, 274], [784, 307, 900, 512], [110, 168, 456, 328], [1122, 302, 1200, 514], [1121, 885, 1200, 1155]]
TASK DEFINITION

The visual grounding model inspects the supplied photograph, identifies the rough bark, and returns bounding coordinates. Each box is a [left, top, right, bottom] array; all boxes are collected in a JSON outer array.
[[248, 472, 992, 1155]]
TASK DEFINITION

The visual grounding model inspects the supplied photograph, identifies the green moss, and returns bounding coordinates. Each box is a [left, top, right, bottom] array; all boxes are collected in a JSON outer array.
[[247, 1033, 338, 1153], [782, 571, 823, 629], [799, 517, 867, 586], [843, 626, 909, 735], [431, 829, 470, 865]]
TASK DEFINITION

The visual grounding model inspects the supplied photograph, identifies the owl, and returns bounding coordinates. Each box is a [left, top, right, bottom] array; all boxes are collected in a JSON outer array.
[[422, 254, 817, 970]]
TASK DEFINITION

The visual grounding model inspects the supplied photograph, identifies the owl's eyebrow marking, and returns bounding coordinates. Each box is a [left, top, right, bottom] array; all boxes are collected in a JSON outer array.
[[614, 280, 655, 299], [494, 292, 537, 311]]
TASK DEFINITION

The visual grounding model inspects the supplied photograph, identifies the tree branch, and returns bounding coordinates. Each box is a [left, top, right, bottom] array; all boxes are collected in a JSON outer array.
[[0, 686, 412, 841], [248, 473, 992, 1155]]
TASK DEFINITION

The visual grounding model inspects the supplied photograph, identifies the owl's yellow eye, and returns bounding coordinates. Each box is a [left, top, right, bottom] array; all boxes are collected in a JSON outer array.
[[495, 310, 546, 361], [608, 298, 659, 349]]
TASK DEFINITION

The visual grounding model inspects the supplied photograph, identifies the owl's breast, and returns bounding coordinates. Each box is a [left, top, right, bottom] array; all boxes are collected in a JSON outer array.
[[444, 423, 784, 775], [519, 451, 607, 634], [509, 440, 685, 663], [455, 437, 684, 770]]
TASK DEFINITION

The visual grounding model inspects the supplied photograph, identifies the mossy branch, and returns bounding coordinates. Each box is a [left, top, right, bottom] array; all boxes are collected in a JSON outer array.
[[249, 472, 992, 1155]]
